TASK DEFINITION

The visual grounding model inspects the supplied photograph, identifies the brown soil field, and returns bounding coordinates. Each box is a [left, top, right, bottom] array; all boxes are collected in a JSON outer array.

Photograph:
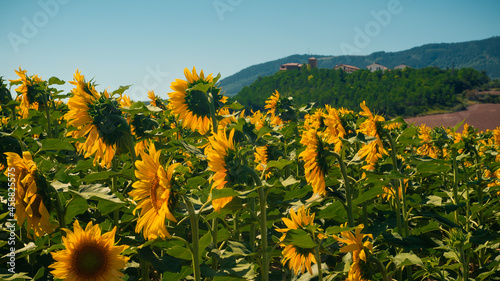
[[404, 103, 500, 132]]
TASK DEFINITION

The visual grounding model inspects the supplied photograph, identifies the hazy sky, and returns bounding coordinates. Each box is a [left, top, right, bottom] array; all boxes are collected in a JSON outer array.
[[1, 0, 499, 101]]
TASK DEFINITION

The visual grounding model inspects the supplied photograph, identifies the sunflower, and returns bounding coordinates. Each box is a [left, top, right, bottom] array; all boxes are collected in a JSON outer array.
[[275, 206, 321, 275], [264, 90, 280, 116], [168, 67, 226, 135], [492, 127, 500, 146], [148, 90, 166, 110], [205, 128, 237, 212], [64, 70, 130, 169], [255, 145, 271, 179], [299, 129, 328, 196], [129, 142, 178, 240], [357, 102, 387, 170], [4, 151, 55, 238], [10, 67, 44, 119], [358, 139, 386, 170], [333, 223, 373, 264], [303, 108, 324, 131], [49, 220, 129, 281], [250, 109, 266, 131], [324, 105, 346, 153], [416, 124, 439, 159]]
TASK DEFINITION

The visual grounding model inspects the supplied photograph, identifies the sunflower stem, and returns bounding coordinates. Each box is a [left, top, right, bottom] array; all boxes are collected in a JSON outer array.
[[206, 91, 219, 133], [332, 151, 354, 227], [314, 243, 323, 281], [140, 257, 150, 281], [383, 130, 406, 237], [111, 157, 119, 226], [369, 256, 388, 281], [243, 166, 269, 281], [212, 217, 218, 270], [42, 86, 52, 138], [451, 148, 460, 224], [185, 196, 201, 281]]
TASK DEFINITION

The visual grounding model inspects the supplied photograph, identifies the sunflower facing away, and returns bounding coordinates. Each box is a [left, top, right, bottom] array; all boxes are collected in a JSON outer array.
[[49, 220, 129, 281], [10, 67, 44, 119], [275, 206, 322, 276], [299, 129, 329, 196], [5, 151, 55, 238], [129, 142, 179, 240], [357, 101, 387, 170], [64, 70, 130, 169], [205, 128, 237, 212], [333, 223, 373, 281], [168, 67, 227, 134]]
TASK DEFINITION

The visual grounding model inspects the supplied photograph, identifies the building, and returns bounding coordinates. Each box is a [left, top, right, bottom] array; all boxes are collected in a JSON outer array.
[[280, 63, 303, 71], [367, 63, 388, 72], [308, 57, 318, 68], [334, 64, 360, 73], [393, 64, 411, 70]]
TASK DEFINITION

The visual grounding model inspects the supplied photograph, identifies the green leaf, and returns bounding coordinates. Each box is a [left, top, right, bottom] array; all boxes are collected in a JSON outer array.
[[48, 76, 65, 85], [317, 201, 346, 219], [283, 186, 311, 201], [416, 161, 450, 175], [199, 231, 212, 256], [392, 253, 423, 267], [228, 101, 245, 110], [81, 171, 120, 182], [40, 138, 75, 151], [281, 176, 300, 187], [211, 188, 239, 200], [353, 186, 384, 206], [112, 85, 131, 96], [32, 267, 45, 280], [64, 196, 89, 224], [256, 126, 273, 139], [266, 159, 294, 170], [189, 82, 212, 94], [73, 184, 123, 203], [325, 225, 357, 236], [282, 229, 316, 249], [162, 266, 193, 281], [220, 241, 254, 258], [167, 246, 192, 260], [97, 199, 125, 215]]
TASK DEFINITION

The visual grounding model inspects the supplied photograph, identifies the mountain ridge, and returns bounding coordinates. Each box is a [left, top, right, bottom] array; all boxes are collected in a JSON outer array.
[[219, 36, 500, 96]]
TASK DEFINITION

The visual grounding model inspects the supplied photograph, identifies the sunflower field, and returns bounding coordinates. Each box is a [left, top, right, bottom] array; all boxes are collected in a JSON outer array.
[[0, 67, 499, 281]]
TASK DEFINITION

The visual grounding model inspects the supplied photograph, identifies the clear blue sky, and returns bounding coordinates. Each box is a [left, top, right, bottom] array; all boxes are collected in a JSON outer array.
[[1, 0, 499, 101]]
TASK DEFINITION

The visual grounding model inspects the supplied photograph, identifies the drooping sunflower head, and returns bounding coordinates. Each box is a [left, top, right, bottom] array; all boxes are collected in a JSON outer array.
[[299, 129, 329, 195], [49, 220, 129, 281], [10, 67, 46, 106], [205, 128, 241, 212], [65, 70, 132, 168], [129, 142, 179, 240], [4, 151, 55, 238], [168, 67, 226, 134], [358, 101, 385, 138], [275, 206, 321, 275], [148, 90, 166, 110]]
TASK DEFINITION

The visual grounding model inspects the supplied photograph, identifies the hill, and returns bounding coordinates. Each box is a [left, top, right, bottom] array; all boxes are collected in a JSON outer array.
[[219, 36, 500, 96], [232, 66, 494, 118]]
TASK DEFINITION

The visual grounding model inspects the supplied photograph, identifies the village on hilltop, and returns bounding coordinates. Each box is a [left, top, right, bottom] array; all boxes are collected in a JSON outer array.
[[279, 57, 411, 72]]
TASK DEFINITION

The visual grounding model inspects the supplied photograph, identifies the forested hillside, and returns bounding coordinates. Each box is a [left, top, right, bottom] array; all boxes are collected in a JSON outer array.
[[233, 67, 492, 117], [220, 36, 500, 96]]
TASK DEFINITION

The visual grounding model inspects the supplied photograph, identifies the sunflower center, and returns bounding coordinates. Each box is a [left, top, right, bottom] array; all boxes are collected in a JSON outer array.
[[150, 175, 165, 212], [185, 89, 211, 117], [73, 243, 107, 278]]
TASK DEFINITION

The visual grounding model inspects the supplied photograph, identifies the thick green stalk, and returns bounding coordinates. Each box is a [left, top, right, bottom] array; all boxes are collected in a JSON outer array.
[[369, 256, 388, 281], [140, 258, 149, 280], [244, 166, 268, 281], [314, 242, 323, 281], [451, 149, 460, 224], [332, 152, 354, 227], [185, 197, 201, 281], [212, 217, 219, 270], [42, 90, 52, 138], [384, 131, 406, 237]]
